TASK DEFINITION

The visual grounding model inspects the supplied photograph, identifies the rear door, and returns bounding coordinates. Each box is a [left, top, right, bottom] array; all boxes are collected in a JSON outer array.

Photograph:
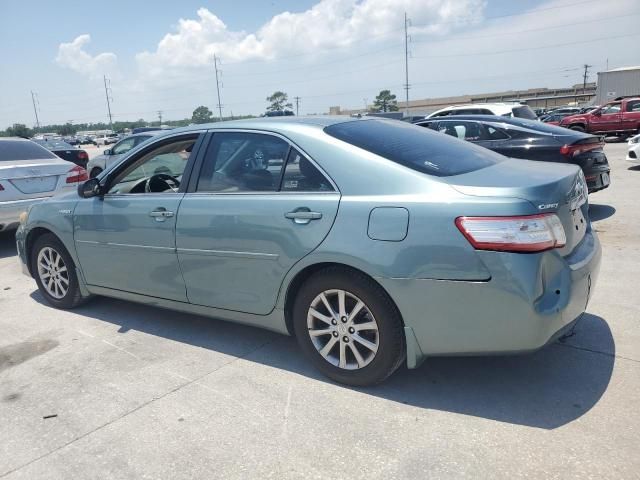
[[176, 131, 340, 315], [622, 99, 640, 132]]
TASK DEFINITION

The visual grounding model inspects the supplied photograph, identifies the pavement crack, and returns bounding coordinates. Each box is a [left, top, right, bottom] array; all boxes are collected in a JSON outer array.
[[0, 336, 280, 479], [555, 341, 640, 363]]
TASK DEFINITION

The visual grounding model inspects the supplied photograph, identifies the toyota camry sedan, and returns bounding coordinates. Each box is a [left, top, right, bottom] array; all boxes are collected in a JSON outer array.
[[16, 117, 601, 386]]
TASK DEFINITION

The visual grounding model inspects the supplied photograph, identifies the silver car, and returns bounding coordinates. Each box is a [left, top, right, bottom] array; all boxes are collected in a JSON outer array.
[[16, 118, 600, 386], [87, 131, 162, 178], [0, 138, 87, 231]]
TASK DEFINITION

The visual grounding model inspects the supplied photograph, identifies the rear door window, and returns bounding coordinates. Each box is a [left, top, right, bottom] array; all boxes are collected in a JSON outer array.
[[324, 119, 502, 177], [280, 148, 334, 192], [0, 140, 57, 161], [626, 100, 640, 112]]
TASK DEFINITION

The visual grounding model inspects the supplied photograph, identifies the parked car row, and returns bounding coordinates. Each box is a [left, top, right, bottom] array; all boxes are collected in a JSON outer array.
[[12, 116, 601, 386], [32, 138, 89, 168]]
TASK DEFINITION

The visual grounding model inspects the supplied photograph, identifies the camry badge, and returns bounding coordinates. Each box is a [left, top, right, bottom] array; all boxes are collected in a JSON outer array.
[[538, 203, 558, 210]]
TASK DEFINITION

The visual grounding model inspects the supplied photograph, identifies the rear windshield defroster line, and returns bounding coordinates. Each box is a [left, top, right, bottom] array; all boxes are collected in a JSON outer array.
[[324, 119, 502, 177]]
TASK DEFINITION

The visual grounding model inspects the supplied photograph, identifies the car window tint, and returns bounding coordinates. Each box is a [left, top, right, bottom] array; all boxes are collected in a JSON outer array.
[[108, 135, 198, 194], [197, 132, 289, 193], [437, 121, 484, 141], [281, 148, 334, 192], [112, 137, 136, 155], [626, 100, 640, 112], [416, 122, 439, 130], [325, 119, 502, 177], [486, 126, 509, 140], [0, 140, 58, 161]]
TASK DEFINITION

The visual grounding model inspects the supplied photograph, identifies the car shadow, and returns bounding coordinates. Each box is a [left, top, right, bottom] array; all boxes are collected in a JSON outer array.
[[628, 165, 640, 171], [589, 203, 616, 222], [29, 290, 614, 430], [0, 230, 17, 259]]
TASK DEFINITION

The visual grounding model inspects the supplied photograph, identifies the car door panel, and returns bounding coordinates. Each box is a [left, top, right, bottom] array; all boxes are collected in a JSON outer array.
[[74, 194, 187, 301], [176, 193, 340, 314]]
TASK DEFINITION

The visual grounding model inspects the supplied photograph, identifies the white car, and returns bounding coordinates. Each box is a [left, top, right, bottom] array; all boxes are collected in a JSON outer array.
[[94, 133, 119, 146], [427, 102, 538, 120], [0, 138, 87, 231], [628, 134, 640, 164]]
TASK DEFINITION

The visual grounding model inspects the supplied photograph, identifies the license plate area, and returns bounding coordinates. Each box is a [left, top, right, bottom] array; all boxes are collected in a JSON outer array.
[[9, 176, 58, 194]]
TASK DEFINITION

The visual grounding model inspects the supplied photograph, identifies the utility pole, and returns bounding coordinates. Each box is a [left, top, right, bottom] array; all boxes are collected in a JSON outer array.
[[213, 53, 223, 120], [404, 12, 411, 116], [103, 75, 113, 130], [157, 110, 163, 126], [363, 98, 368, 113], [294, 96, 301, 116], [582, 64, 592, 96], [30, 91, 40, 129]]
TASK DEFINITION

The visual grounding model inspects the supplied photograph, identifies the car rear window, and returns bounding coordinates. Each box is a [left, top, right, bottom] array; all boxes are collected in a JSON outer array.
[[324, 119, 503, 177], [0, 140, 58, 161], [34, 140, 74, 150], [512, 106, 537, 120]]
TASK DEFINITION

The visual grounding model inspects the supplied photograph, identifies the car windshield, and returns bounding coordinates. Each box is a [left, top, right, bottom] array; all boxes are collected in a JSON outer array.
[[324, 119, 503, 177], [34, 139, 74, 150], [0, 140, 58, 161], [511, 106, 537, 120]]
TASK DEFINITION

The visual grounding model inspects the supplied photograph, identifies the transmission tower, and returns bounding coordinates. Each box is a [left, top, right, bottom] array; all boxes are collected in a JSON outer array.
[[103, 75, 114, 130], [214, 54, 223, 120]]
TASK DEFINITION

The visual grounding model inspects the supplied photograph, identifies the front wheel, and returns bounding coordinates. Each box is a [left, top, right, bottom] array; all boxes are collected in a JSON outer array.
[[293, 267, 405, 386], [31, 233, 86, 309], [569, 125, 585, 132]]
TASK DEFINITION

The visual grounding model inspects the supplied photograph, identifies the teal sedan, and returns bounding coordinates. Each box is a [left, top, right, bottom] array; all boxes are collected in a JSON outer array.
[[16, 117, 601, 386]]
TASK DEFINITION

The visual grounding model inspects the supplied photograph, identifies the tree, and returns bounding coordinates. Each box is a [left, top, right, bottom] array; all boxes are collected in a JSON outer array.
[[192, 106, 214, 124], [6, 123, 31, 138], [58, 123, 77, 136], [266, 91, 293, 112], [373, 90, 399, 112]]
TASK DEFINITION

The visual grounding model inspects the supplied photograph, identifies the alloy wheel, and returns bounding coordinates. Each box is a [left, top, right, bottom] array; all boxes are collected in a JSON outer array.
[[307, 289, 380, 370], [37, 247, 69, 299]]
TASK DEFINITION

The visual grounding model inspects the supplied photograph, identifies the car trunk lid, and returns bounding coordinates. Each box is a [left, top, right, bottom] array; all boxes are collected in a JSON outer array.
[[0, 159, 70, 198]]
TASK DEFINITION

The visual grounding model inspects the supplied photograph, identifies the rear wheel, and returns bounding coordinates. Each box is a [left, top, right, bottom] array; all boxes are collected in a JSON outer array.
[[569, 125, 585, 132], [293, 267, 405, 386], [90, 167, 103, 178], [31, 234, 86, 309]]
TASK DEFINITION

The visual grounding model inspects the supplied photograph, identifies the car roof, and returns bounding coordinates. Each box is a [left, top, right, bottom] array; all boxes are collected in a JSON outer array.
[[149, 116, 361, 139]]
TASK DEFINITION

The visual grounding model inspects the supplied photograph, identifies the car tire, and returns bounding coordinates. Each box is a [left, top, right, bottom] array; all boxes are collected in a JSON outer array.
[[293, 267, 405, 386], [569, 125, 585, 132], [31, 233, 86, 309], [90, 167, 103, 178]]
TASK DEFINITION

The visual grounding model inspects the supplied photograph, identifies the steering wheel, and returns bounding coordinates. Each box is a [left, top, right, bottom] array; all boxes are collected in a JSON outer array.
[[145, 173, 180, 193]]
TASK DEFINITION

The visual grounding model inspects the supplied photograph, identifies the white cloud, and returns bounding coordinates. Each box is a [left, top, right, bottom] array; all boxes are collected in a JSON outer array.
[[55, 34, 118, 78], [135, 0, 485, 75]]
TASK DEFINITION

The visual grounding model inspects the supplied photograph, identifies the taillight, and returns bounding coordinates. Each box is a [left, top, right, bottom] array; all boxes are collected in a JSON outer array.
[[66, 165, 88, 184], [77, 151, 88, 160], [560, 142, 603, 157], [455, 214, 566, 253]]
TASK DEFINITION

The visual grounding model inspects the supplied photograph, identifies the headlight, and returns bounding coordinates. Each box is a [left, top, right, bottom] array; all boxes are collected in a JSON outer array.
[[630, 137, 640, 145]]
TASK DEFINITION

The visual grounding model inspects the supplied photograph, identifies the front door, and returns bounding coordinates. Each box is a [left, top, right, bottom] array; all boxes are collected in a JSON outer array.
[[176, 132, 340, 315], [74, 133, 202, 301], [590, 103, 622, 132]]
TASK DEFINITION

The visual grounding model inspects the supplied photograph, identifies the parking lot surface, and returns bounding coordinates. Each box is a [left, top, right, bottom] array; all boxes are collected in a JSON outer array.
[[1, 142, 639, 479]]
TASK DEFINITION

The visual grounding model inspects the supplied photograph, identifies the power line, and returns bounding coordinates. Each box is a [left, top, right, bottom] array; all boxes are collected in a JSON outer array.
[[214, 53, 223, 120], [103, 75, 113, 130], [30, 91, 40, 129]]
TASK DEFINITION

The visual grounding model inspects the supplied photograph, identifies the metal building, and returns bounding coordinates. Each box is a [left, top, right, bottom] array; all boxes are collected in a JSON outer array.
[[595, 66, 640, 104]]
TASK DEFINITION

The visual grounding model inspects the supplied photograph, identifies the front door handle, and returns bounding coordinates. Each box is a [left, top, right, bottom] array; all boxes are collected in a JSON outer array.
[[285, 209, 322, 224], [149, 208, 174, 221]]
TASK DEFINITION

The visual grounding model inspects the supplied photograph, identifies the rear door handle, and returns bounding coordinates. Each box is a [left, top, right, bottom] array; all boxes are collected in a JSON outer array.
[[285, 209, 322, 224]]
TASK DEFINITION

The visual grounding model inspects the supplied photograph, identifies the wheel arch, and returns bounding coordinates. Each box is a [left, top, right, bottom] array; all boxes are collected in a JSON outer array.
[[283, 262, 404, 336], [25, 227, 58, 275]]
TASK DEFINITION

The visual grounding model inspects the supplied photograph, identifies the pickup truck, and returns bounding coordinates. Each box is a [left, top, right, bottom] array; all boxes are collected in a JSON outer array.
[[560, 97, 640, 137]]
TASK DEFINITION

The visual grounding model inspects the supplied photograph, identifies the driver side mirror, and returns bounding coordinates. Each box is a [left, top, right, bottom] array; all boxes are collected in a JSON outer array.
[[104, 149, 112, 155], [78, 178, 103, 198]]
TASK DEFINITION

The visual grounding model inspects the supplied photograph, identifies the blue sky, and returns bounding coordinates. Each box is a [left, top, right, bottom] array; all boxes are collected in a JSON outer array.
[[1, 0, 638, 128]]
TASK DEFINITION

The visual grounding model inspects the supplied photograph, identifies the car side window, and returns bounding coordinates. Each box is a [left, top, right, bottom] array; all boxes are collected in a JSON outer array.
[[280, 148, 334, 192], [601, 103, 621, 114], [626, 100, 640, 112], [133, 135, 151, 146], [196, 132, 289, 193], [107, 135, 198, 194], [112, 137, 136, 155], [485, 126, 509, 140], [417, 122, 439, 131], [438, 121, 484, 141]]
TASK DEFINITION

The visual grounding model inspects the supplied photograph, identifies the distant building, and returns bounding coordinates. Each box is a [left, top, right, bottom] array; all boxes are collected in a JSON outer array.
[[595, 66, 640, 104]]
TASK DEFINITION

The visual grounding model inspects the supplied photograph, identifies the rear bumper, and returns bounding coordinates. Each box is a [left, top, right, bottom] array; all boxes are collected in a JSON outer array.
[[0, 197, 49, 231], [380, 230, 601, 368]]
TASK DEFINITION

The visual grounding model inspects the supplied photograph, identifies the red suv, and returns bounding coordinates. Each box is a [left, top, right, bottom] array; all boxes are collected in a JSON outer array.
[[560, 97, 640, 137]]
